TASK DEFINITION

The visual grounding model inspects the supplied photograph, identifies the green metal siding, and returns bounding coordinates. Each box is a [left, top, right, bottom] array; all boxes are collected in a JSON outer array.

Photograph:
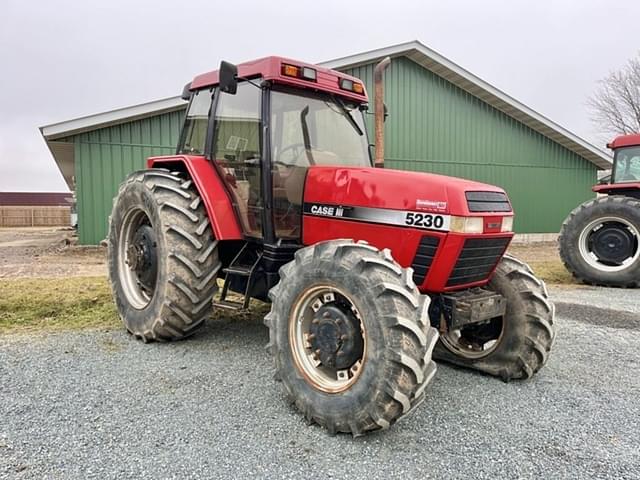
[[73, 109, 185, 244], [343, 57, 596, 233], [71, 56, 598, 244]]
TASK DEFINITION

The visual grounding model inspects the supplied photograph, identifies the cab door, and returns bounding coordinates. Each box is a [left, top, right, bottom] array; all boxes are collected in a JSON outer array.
[[210, 82, 264, 238]]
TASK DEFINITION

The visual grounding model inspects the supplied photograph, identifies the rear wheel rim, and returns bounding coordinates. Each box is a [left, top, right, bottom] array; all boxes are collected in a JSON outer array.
[[117, 208, 159, 309], [578, 216, 639, 272], [289, 285, 366, 393]]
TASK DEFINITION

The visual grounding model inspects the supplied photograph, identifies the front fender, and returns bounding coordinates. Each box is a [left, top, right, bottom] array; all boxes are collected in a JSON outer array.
[[148, 155, 243, 240]]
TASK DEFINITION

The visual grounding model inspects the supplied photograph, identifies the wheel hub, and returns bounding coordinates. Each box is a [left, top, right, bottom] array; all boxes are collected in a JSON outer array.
[[309, 304, 363, 370], [590, 224, 635, 264], [290, 286, 366, 393], [126, 224, 158, 293]]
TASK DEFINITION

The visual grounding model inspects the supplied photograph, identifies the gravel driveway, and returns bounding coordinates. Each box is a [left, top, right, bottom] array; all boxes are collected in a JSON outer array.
[[1, 287, 639, 479]]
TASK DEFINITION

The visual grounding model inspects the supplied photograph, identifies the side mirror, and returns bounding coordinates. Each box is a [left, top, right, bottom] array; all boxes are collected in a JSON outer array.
[[219, 61, 238, 95]]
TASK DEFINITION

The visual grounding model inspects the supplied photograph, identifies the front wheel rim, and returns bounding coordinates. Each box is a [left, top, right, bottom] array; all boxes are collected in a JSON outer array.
[[117, 208, 159, 309], [440, 317, 504, 359], [578, 216, 640, 272], [289, 285, 366, 393]]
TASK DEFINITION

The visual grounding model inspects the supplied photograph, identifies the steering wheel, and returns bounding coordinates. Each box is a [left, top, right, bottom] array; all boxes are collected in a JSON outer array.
[[276, 143, 307, 166]]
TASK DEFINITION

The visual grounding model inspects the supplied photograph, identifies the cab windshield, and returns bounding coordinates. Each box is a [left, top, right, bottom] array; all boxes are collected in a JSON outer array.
[[270, 90, 370, 168], [270, 89, 370, 239], [613, 146, 640, 183]]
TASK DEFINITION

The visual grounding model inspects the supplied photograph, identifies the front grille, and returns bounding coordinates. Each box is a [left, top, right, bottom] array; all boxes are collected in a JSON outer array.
[[466, 191, 511, 212], [446, 237, 510, 287], [411, 236, 440, 285]]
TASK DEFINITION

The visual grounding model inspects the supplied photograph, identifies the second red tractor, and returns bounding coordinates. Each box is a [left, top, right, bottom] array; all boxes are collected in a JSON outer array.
[[560, 134, 640, 287], [108, 56, 555, 436]]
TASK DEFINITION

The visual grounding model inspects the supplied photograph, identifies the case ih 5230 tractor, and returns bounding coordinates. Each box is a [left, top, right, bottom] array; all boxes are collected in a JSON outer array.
[[108, 56, 555, 436], [560, 134, 640, 287]]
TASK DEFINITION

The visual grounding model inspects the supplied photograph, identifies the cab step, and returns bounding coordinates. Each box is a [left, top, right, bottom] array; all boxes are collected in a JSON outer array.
[[214, 242, 262, 311], [211, 299, 247, 311]]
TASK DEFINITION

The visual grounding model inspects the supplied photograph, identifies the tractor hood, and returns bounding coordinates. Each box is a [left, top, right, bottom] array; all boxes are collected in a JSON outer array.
[[303, 166, 512, 217]]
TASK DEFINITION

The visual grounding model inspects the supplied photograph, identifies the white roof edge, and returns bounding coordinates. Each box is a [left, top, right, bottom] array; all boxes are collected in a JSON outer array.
[[39, 41, 611, 170], [320, 40, 612, 169], [40, 96, 186, 140]]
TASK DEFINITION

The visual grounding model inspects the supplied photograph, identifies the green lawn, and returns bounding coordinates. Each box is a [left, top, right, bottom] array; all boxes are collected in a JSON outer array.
[[0, 277, 119, 334], [527, 260, 578, 286], [0, 259, 574, 335]]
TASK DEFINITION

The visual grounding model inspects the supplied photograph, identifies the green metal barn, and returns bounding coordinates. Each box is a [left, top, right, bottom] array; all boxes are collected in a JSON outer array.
[[41, 41, 611, 245]]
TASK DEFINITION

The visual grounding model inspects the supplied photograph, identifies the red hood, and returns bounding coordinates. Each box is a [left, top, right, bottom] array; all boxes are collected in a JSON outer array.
[[304, 166, 510, 216]]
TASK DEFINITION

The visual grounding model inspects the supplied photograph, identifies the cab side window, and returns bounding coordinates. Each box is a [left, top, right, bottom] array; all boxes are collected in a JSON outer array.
[[178, 88, 213, 155], [212, 82, 262, 237], [614, 147, 640, 183]]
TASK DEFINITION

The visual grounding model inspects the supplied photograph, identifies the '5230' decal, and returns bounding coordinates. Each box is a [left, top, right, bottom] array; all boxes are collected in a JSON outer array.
[[405, 212, 450, 231]]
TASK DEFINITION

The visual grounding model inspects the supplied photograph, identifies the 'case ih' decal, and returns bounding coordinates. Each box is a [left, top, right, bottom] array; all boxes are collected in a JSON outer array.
[[303, 203, 451, 232]]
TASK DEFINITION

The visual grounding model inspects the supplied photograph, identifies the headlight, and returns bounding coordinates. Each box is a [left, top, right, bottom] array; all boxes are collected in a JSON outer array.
[[501, 216, 514, 232], [450, 216, 484, 234]]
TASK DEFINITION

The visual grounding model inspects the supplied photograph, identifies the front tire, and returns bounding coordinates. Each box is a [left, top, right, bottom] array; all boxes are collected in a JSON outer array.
[[434, 255, 555, 381], [559, 196, 640, 287], [265, 240, 438, 436], [108, 169, 221, 342]]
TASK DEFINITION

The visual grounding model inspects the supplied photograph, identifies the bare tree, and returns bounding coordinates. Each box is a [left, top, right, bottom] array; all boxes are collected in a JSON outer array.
[[588, 53, 640, 136]]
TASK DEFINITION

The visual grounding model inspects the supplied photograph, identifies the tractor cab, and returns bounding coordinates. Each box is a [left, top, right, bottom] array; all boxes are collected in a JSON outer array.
[[593, 134, 640, 198], [176, 57, 372, 243]]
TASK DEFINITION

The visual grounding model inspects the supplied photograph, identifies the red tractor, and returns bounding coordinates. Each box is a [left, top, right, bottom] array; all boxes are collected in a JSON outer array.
[[560, 134, 640, 287], [108, 56, 555, 436]]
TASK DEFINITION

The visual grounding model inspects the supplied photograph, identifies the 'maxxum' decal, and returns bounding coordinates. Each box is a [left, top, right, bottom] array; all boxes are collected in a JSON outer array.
[[303, 203, 451, 232]]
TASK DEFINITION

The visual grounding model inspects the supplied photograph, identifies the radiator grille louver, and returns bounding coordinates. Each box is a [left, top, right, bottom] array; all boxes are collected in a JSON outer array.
[[466, 191, 511, 213], [411, 236, 440, 285], [446, 237, 510, 287]]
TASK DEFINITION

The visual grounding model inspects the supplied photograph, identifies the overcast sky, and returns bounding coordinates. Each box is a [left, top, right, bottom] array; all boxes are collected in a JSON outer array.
[[1, 0, 638, 192]]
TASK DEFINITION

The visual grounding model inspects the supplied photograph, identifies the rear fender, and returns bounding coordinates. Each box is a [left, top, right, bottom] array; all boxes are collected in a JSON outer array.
[[592, 183, 640, 199], [148, 155, 243, 240]]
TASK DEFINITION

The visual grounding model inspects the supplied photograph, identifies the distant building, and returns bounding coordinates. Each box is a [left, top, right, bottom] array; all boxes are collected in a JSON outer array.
[[0, 192, 72, 207], [40, 40, 611, 244], [0, 192, 73, 227]]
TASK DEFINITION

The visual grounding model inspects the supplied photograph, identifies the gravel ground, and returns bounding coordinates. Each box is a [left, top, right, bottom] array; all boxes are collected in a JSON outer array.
[[1, 288, 639, 479]]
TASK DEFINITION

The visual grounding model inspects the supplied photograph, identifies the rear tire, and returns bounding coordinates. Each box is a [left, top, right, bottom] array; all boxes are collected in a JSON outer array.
[[264, 240, 438, 436], [434, 255, 555, 381], [108, 169, 221, 342], [559, 196, 640, 287]]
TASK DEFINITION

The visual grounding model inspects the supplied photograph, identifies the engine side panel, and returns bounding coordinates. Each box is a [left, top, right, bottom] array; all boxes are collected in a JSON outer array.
[[148, 155, 243, 240]]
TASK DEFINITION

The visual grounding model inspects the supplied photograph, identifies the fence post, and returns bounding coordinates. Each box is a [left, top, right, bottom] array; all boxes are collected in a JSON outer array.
[[31, 209, 35, 227]]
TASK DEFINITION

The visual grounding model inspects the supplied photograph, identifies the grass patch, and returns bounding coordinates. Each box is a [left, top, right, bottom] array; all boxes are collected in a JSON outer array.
[[527, 260, 579, 285], [0, 276, 119, 334], [0, 276, 269, 335], [0, 258, 576, 336]]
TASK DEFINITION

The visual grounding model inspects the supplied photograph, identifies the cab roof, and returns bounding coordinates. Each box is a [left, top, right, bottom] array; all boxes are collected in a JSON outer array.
[[608, 133, 640, 150], [189, 56, 368, 103]]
